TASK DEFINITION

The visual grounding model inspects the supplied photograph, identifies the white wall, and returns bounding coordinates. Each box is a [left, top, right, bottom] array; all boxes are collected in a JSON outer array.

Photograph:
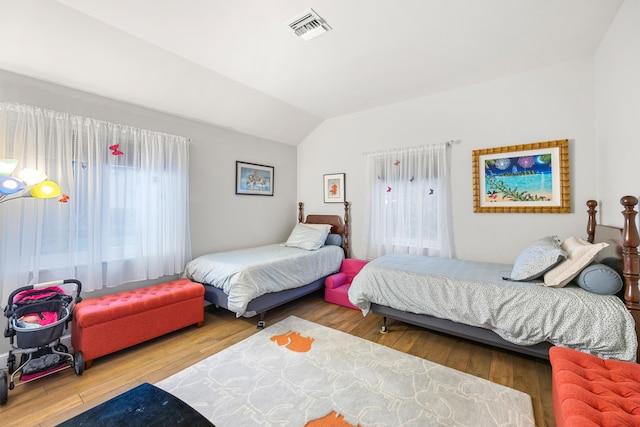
[[594, 0, 640, 226], [298, 59, 599, 263]]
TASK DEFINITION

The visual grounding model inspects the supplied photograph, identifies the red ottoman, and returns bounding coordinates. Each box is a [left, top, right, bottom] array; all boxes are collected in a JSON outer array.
[[324, 259, 368, 310], [72, 279, 204, 369], [550, 346, 640, 427]]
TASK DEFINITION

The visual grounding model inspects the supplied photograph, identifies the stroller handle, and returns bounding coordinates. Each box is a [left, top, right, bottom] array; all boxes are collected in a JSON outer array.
[[33, 280, 66, 289]]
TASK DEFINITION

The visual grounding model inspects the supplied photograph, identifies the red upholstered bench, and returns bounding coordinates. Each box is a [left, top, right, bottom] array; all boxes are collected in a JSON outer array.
[[550, 346, 640, 427], [71, 279, 204, 369], [324, 259, 368, 310]]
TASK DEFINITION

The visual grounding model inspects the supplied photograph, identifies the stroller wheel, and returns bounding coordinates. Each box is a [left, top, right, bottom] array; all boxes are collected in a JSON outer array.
[[55, 343, 69, 354], [0, 371, 7, 405], [73, 351, 84, 376]]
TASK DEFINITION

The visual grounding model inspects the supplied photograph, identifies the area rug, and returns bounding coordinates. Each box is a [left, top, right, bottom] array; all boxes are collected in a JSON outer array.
[[156, 316, 534, 426]]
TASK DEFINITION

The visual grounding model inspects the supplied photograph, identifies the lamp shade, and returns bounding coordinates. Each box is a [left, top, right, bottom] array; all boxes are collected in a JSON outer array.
[[19, 168, 47, 185], [29, 180, 61, 199], [0, 176, 26, 195], [0, 159, 18, 176]]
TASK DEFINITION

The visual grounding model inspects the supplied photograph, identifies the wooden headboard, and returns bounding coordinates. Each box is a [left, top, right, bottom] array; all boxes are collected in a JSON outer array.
[[587, 196, 640, 360], [298, 201, 350, 258]]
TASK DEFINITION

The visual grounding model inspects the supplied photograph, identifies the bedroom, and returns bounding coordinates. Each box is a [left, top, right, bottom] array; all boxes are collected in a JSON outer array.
[[0, 0, 639, 425]]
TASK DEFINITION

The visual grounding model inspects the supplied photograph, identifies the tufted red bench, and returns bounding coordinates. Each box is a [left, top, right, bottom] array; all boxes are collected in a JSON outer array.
[[71, 279, 204, 369], [550, 346, 640, 426]]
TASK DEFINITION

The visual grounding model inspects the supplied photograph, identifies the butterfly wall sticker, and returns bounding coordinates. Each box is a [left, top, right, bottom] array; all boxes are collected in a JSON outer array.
[[109, 144, 124, 156], [58, 194, 70, 203]]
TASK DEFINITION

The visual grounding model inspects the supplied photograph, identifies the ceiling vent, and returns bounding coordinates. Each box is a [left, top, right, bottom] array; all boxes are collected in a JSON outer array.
[[287, 8, 332, 41]]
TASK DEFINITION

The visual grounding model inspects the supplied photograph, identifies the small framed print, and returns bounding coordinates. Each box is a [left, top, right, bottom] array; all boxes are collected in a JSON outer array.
[[236, 161, 274, 196], [323, 173, 345, 203]]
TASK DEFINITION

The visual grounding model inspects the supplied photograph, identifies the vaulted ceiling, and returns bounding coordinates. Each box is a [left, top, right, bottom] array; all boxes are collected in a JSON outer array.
[[0, 0, 623, 144]]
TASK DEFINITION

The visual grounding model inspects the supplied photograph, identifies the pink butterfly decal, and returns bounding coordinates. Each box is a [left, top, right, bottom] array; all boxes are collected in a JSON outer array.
[[110, 144, 124, 156], [387, 186, 392, 193], [393, 160, 400, 166], [81, 162, 87, 169], [59, 194, 70, 203]]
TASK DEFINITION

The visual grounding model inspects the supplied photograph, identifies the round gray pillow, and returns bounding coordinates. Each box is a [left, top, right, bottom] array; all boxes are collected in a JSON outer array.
[[325, 234, 342, 246], [573, 263, 623, 295]]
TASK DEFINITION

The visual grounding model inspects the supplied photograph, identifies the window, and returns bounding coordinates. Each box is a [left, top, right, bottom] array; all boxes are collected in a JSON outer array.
[[365, 144, 453, 258], [0, 101, 191, 300]]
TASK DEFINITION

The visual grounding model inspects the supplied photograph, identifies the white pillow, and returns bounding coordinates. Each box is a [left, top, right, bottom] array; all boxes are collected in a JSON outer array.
[[303, 223, 333, 231], [543, 236, 609, 288], [283, 223, 330, 251]]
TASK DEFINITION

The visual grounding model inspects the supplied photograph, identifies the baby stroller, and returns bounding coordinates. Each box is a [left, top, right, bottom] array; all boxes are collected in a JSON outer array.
[[0, 279, 84, 404]]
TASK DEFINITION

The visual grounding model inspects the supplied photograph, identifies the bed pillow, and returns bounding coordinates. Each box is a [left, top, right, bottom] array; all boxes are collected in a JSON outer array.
[[283, 223, 330, 250], [543, 237, 609, 288], [573, 263, 623, 295], [303, 223, 333, 231], [325, 233, 342, 246], [507, 235, 567, 281]]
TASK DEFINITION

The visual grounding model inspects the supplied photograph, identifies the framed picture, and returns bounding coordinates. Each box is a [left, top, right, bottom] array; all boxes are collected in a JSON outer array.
[[236, 161, 274, 196], [323, 173, 345, 203], [472, 139, 569, 213]]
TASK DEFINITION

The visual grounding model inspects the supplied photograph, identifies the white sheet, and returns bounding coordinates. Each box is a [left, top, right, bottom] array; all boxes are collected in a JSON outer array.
[[348, 254, 637, 361], [184, 244, 344, 316]]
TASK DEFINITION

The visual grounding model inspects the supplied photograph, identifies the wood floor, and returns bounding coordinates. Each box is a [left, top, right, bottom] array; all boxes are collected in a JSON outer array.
[[0, 291, 555, 427]]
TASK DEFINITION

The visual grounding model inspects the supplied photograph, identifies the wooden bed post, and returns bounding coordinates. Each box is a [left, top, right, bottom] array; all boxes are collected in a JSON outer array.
[[344, 201, 350, 258], [298, 202, 304, 223], [586, 200, 597, 243], [621, 196, 640, 313]]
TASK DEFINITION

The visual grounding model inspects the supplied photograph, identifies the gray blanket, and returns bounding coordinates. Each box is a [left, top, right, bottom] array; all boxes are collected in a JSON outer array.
[[349, 254, 637, 361], [185, 244, 344, 316]]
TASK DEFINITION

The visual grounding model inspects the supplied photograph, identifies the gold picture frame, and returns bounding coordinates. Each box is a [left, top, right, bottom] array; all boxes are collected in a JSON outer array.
[[472, 139, 570, 213]]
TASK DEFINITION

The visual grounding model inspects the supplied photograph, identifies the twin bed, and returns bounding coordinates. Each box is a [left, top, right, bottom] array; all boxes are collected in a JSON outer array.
[[349, 196, 640, 362], [184, 202, 350, 327], [185, 197, 640, 361]]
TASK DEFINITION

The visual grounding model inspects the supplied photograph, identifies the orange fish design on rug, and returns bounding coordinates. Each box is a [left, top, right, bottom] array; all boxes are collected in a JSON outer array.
[[305, 410, 360, 427], [270, 330, 315, 352]]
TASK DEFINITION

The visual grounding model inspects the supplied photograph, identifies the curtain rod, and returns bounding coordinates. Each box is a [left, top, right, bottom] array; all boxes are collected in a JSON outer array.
[[362, 139, 461, 157], [1, 100, 191, 143]]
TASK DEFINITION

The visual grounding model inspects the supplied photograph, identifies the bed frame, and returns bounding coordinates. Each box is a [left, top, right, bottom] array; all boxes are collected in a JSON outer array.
[[203, 201, 350, 328], [372, 196, 640, 361]]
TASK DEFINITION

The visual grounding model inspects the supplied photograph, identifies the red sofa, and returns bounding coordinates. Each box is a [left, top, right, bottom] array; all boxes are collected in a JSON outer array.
[[324, 259, 368, 310], [71, 279, 204, 369], [550, 346, 640, 426]]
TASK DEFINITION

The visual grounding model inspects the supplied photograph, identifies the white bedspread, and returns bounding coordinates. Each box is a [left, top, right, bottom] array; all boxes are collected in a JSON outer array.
[[349, 254, 637, 361], [184, 244, 344, 316]]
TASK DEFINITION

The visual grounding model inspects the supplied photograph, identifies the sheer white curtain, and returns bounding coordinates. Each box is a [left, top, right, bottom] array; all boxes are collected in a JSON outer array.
[[364, 143, 454, 259], [0, 102, 191, 302]]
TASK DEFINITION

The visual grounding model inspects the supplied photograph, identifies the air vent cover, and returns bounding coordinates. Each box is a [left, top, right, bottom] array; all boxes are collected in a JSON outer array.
[[287, 8, 332, 41]]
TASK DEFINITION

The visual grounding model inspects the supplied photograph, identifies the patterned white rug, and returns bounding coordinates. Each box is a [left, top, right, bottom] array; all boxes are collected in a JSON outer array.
[[156, 316, 534, 426]]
